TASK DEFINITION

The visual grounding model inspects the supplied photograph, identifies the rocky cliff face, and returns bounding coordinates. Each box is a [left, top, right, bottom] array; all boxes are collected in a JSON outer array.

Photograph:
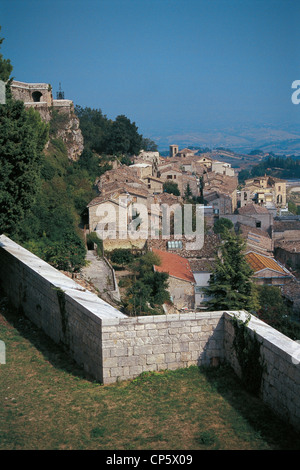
[[52, 105, 84, 161]]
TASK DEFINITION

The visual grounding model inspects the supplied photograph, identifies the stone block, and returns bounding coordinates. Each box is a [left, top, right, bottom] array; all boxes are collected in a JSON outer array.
[[133, 345, 153, 356], [129, 365, 144, 376], [137, 316, 155, 323], [165, 352, 176, 363], [136, 329, 149, 337], [124, 330, 137, 338], [190, 325, 202, 333], [189, 342, 201, 352], [145, 323, 158, 330], [110, 347, 129, 357], [110, 366, 130, 377], [152, 343, 173, 354], [102, 357, 119, 368], [118, 355, 139, 367], [146, 353, 165, 365], [180, 352, 192, 362], [167, 362, 181, 370]]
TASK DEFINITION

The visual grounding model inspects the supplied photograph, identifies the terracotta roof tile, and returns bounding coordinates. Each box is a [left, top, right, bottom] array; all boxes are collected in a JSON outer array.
[[152, 248, 195, 283], [245, 251, 289, 275]]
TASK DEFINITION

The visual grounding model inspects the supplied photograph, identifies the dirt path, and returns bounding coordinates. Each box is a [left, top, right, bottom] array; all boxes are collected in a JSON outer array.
[[80, 250, 115, 299]]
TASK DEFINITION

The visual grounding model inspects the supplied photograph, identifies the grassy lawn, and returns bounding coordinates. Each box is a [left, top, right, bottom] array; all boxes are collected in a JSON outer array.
[[1, 296, 300, 451]]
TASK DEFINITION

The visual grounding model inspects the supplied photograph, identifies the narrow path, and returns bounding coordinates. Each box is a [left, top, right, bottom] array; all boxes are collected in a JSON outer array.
[[80, 250, 115, 300]]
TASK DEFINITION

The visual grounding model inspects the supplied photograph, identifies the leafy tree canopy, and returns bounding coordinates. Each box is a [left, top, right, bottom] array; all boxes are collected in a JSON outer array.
[[213, 218, 234, 238], [256, 285, 300, 341], [163, 181, 180, 196], [0, 91, 49, 234], [141, 137, 158, 152], [0, 27, 13, 82], [75, 106, 149, 157], [122, 252, 170, 316], [238, 155, 300, 184]]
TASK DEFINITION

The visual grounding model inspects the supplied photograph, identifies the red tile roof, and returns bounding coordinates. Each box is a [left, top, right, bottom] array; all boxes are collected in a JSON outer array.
[[245, 251, 289, 275], [152, 248, 195, 283]]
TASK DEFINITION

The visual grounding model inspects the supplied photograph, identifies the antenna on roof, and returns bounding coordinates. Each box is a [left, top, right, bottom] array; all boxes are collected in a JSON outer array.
[[56, 82, 64, 100]]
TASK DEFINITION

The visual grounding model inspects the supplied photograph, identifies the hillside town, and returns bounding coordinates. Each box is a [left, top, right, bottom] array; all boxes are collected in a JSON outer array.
[[86, 144, 300, 314], [6, 79, 300, 317], [2, 7, 300, 449]]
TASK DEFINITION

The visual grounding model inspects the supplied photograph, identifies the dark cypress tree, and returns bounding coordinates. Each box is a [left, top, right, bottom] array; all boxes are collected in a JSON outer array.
[[0, 29, 49, 235], [204, 230, 259, 312]]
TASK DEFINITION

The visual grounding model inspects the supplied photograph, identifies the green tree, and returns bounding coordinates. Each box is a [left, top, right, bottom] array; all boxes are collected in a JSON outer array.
[[141, 137, 158, 151], [42, 229, 86, 273], [0, 27, 13, 82], [204, 232, 259, 312], [0, 29, 49, 235], [110, 248, 134, 267], [184, 183, 193, 201], [15, 136, 90, 272], [213, 218, 234, 238], [74, 106, 111, 155], [106, 114, 143, 155], [122, 252, 170, 316], [163, 181, 180, 196], [256, 285, 300, 340], [0, 90, 49, 235]]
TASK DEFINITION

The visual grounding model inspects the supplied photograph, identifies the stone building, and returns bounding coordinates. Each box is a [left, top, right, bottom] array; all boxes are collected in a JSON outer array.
[[202, 171, 238, 212], [87, 187, 149, 251], [203, 191, 233, 216], [211, 161, 235, 177], [10, 80, 84, 160], [10, 80, 73, 121], [224, 203, 274, 233], [275, 240, 300, 270], [176, 148, 196, 159], [169, 144, 179, 157], [196, 155, 213, 170], [272, 217, 300, 243], [237, 223, 274, 255], [237, 189, 253, 208], [129, 162, 153, 179], [245, 251, 293, 286], [243, 175, 287, 209], [142, 175, 164, 194]]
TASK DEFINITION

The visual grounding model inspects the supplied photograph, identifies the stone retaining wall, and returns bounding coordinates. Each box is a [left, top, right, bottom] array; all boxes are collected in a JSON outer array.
[[101, 312, 224, 384], [1, 235, 300, 430], [0, 235, 125, 382], [224, 311, 300, 431]]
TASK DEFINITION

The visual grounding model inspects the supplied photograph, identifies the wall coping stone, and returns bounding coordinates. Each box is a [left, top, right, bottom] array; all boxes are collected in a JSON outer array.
[[0, 235, 125, 321], [225, 310, 300, 363]]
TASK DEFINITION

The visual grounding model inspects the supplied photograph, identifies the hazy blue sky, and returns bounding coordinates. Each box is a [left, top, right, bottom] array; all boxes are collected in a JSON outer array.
[[1, 0, 300, 145]]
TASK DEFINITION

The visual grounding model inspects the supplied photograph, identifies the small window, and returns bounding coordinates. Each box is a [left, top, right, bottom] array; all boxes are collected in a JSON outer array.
[[32, 91, 43, 102], [256, 221, 261, 228]]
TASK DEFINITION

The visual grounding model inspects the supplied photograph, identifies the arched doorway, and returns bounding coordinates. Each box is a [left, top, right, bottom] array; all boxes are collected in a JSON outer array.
[[32, 91, 43, 102]]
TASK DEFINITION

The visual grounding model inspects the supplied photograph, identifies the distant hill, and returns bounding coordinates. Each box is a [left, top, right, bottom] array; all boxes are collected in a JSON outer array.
[[154, 125, 300, 157]]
